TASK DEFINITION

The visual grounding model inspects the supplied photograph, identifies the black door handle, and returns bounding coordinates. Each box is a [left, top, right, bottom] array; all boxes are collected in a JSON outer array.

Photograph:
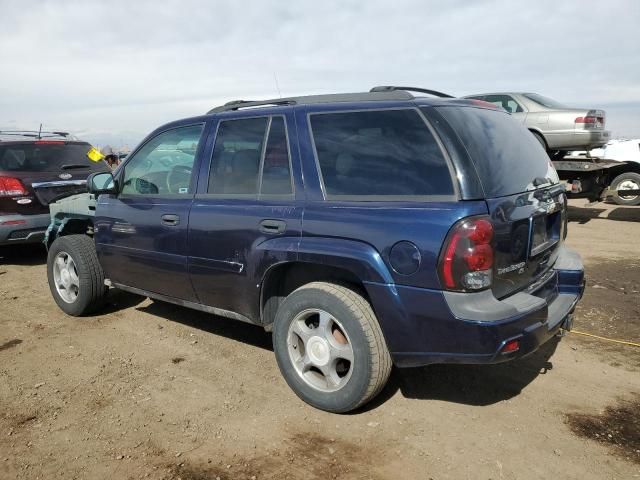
[[161, 214, 180, 226], [259, 219, 286, 234]]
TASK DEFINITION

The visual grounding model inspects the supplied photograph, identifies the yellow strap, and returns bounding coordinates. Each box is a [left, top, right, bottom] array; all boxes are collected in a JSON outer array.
[[570, 329, 640, 348], [87, 146, 105, 162]]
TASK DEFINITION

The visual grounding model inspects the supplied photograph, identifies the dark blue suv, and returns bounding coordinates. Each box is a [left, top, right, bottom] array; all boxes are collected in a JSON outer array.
[[45, 87, 585, 413]]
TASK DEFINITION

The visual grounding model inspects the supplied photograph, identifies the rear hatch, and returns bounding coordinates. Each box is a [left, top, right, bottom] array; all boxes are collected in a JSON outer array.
[[0, 141, 109, 214], [436, 105, 566, 299]]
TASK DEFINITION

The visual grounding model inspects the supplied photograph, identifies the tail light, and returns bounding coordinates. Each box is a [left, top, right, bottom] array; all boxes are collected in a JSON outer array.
[[439, 216, 494, 291], [575, 110, 605, 129], [0, 176, 28, 197]]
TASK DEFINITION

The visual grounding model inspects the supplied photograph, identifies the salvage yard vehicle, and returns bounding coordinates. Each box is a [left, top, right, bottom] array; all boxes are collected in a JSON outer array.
[[44, 86, 585, 413], [0, 130, 109, 245], [462, 92, 610, 154], [463, 92, 640, 205]]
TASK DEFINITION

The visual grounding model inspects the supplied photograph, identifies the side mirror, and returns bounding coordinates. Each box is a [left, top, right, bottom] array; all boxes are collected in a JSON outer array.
[[87, 172, 117, 195]]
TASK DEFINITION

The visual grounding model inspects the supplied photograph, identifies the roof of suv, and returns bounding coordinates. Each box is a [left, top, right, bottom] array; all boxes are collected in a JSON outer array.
[[206, 86, 464, 114], [0, 130, 81, 143], [147, 86, 503, 141]]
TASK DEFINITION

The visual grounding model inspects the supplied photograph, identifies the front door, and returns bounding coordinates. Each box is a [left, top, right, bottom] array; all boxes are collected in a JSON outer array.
[[95, 123, 206, 301], [188, 113, 302, 321]]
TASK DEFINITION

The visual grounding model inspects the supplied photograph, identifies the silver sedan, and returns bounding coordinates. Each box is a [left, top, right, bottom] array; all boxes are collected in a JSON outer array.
[[463, 92, 610, 153]]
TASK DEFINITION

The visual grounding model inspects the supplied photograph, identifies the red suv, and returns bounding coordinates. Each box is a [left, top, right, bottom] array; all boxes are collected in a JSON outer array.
[[0, 131, 109, 245]]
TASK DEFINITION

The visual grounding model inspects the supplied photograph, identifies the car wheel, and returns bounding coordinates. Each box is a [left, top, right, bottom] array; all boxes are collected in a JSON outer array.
[[273, 282, 392, 413], [47, 234, 107, 316], [610, 172, 640, 206]]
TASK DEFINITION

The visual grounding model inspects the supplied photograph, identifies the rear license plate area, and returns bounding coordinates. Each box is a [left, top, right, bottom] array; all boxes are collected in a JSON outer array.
[[530, 211, 561, 257]]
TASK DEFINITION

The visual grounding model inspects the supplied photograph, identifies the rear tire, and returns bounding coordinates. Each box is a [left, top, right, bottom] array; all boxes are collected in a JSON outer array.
[[273, 282, 391, 413], [47, 235, 107, 316], [610, 172, 640, 206]]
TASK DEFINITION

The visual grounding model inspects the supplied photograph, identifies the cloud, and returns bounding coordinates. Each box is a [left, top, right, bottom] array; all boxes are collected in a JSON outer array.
[[1, 0, 639, 146]]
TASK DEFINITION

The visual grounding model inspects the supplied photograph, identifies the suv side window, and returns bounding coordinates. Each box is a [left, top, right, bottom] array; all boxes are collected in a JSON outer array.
[[261, 117, 293, 195], [121, 124, 203, 195], [309, 109, 454, 199], [482, 95, 524, 114], [207, 116, 293, 196]]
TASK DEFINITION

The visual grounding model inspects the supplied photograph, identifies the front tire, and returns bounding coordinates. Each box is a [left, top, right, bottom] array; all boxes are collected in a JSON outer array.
[[47, 235, 107, 316], [273, 282, 391, 413], [610, 172, 640, 206]]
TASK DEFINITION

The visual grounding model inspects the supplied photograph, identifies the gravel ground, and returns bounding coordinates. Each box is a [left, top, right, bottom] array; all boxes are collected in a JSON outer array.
[[0, 199, 638, 480]]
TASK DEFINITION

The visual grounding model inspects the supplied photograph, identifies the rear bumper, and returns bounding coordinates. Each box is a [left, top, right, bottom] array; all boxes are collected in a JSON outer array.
[[544, 130, 610, 150], [366, 245, 585, 367], [0, 213, 50, 245], [572, 130, 610, 149]]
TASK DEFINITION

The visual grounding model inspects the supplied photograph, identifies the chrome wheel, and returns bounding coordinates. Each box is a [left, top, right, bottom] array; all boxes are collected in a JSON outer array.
[[617, 179, 639, 200], [287, 308, 354, 392], [52, 251, 80, 303]]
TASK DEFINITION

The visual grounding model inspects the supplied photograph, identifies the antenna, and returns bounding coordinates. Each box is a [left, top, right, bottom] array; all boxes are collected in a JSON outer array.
[[38, 123, 43, 140], [273, 72, 282, 99]]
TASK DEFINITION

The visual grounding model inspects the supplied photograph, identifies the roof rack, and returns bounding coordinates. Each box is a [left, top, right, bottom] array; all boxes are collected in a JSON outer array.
[[0, 129, 73, 140], [208, 98, 297, 114], [370, 86, 454, 98], [206, 88, 448, 114]]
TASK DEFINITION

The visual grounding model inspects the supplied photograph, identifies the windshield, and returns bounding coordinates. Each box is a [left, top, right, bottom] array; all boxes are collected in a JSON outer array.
[[522, 93, 566, 109], [433, 106, 559, 197], [0, 142, 107, 172]]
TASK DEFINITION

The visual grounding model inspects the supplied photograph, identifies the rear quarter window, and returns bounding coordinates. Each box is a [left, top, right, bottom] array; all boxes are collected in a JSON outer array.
[[433, 106, 558, 198], [309, 109, 454, 200]]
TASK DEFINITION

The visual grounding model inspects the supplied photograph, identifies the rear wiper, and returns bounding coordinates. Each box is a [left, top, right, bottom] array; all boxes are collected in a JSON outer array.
[[533, 177, 552, 187], [534, 183, 565, 200], [61, 164, 90, 170]]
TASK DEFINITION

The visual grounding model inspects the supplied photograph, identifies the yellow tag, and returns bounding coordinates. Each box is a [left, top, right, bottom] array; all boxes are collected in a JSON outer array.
[[87, 146, 105, 162]]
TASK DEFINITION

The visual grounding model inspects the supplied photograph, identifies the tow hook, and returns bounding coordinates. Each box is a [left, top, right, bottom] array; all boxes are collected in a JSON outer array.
[[557, 314, 574, 337]]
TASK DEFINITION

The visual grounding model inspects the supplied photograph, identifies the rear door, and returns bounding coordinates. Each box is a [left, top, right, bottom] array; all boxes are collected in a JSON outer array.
[[95, 124, 205, 301], [433, 105, 565, 299], [188, 112, 302, 321]]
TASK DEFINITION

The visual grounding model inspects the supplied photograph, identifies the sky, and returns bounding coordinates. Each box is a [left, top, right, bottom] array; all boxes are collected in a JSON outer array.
[[1, 0, 639, 148]]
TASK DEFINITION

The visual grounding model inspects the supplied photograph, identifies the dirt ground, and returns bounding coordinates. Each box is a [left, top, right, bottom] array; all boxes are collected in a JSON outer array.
[[0, 199, 638, 480]]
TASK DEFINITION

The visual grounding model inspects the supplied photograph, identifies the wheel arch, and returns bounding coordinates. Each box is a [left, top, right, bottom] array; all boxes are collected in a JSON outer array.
[[259, 237, 394, 329], [608, 161, 640, 179], [528, 129, 548, 150], [45, 215, 94, 249]]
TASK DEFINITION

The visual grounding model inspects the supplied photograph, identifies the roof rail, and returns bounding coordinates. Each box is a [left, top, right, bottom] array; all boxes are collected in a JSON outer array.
[[0, 130, 72, 139], [208, 98, 297, 114], [370, 86, 454, 99]]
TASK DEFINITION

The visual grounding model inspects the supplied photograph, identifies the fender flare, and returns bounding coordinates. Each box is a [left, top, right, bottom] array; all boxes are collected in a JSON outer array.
[[294, 236, 394, 284], [252, 236, 394, 287]]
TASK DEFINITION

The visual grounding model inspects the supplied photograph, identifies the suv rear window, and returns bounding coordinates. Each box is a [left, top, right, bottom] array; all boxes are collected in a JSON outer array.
[[433, 106, 559, 197], [310, 109, 454, 199], [0, 142, 104, 172]]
